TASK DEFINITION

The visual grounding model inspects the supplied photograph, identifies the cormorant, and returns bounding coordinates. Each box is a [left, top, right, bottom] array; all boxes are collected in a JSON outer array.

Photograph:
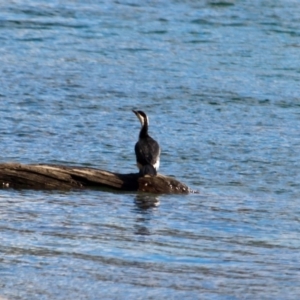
[[132, 110, 161, 176]]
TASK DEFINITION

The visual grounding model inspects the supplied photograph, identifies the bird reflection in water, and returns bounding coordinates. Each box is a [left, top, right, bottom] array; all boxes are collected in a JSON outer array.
[[133, 194, 160, 236], [134, 194, 160, 210]]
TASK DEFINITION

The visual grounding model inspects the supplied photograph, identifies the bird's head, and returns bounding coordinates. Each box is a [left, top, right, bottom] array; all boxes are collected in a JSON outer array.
[[132, 110, 149, 127]]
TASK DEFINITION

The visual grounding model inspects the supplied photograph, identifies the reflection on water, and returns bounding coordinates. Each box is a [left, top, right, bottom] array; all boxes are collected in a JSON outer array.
[[134, 194, 160, 210], [134, 220, 151, 236], [134, 194, 160, 235]]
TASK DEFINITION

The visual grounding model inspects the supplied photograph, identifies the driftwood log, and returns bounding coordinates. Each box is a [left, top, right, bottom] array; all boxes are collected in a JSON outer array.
[[0, 163, 190, 194]]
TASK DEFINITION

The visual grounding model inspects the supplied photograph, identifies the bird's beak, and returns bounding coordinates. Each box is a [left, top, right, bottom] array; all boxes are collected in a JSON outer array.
[[132, 110, 144, 126]]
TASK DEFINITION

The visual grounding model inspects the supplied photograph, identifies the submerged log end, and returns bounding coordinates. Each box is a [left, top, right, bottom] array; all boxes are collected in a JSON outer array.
[[0, 163, 82, 190]]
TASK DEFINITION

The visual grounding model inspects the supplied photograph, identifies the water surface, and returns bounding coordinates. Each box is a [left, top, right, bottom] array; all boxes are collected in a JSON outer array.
[[1, 0, 300, 299]]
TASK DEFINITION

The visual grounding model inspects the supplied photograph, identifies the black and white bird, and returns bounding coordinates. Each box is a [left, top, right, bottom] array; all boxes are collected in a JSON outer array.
[[133, 110, 161, 176]]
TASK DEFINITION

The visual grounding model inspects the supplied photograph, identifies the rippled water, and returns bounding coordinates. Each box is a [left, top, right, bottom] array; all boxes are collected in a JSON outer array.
[[1, 0, 300, 299]]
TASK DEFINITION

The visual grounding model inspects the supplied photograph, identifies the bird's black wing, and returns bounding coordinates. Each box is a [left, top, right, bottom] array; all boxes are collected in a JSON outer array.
[[135, 137, 160, 166]]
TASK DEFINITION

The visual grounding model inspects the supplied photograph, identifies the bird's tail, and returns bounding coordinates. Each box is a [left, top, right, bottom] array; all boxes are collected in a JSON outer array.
[[139, 164, 157, 177]]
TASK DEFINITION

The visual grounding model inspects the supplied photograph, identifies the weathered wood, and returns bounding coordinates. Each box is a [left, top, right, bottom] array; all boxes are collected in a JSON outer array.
[[0, 163, 190, 194]]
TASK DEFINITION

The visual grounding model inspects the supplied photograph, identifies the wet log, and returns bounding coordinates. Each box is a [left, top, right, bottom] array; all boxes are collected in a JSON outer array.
[[0, 163, 190, 194]]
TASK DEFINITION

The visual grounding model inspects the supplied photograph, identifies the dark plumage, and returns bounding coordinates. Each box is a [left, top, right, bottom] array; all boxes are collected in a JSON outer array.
[[133, 110, 161, 176]]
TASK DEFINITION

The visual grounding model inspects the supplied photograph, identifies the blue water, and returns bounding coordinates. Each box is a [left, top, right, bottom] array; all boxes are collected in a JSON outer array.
[[1, 0, 300, 299]]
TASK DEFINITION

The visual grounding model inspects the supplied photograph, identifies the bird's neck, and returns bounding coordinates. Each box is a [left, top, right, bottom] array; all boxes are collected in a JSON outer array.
[[139, 123, 149, 139]]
